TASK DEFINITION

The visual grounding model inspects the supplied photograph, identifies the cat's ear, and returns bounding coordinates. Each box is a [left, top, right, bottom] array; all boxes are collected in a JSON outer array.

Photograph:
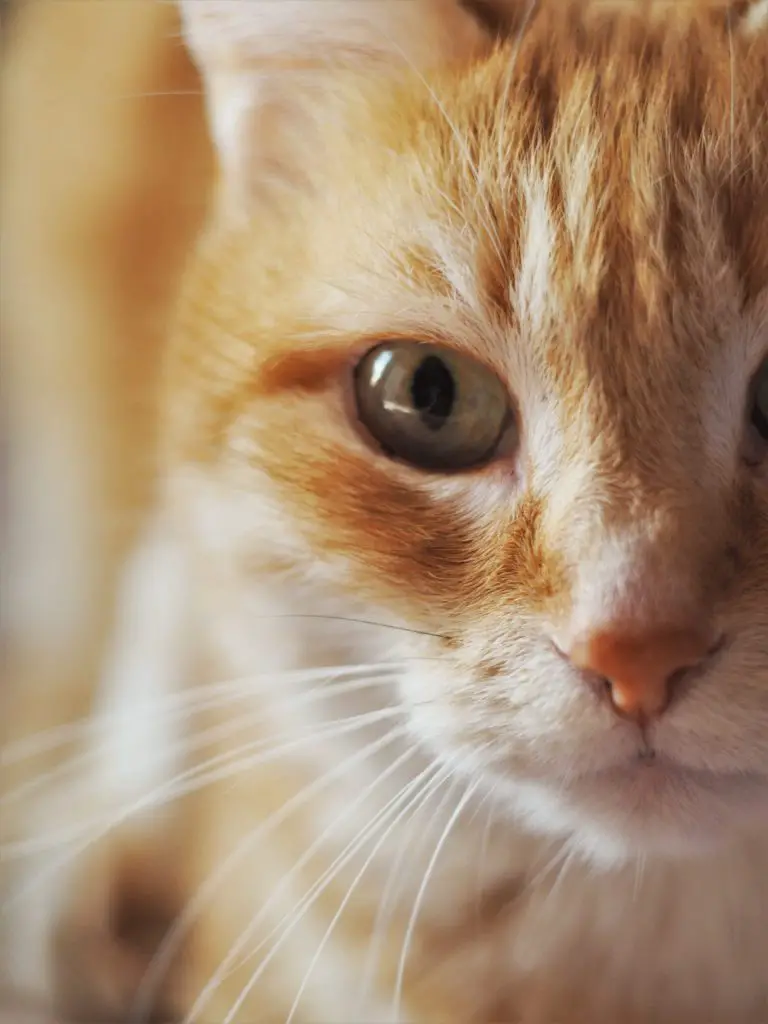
[[178, 0, 488, 202]]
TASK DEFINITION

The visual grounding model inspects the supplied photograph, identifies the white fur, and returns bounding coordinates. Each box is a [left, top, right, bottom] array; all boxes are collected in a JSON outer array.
[[742, 0, 768, 35], [513, 172, 556, 335], [94, 509, 192, 800], [3, 510, 191, 1002]]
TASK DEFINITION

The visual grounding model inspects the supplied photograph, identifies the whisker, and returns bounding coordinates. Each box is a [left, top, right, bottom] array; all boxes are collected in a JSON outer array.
[[2, 709, 405, 905], [2, 699, 261, 813], [538, 838, 579, 920], [216, 759, 448, 1024], [115, 90, 205, 99], [283, 765, 450, 1024], [2, 705, 403, 860], [357, 764, 458, 1011], [1, 663, 404, 766], [392, 771, 482, 1019], [130, 722, 410, 1023], [187, 746, 432, 1021], [632, 851, 647, 904], [262, 614, 446, 641], [1, 671, 402, 810], [524, 838, 573, 903]]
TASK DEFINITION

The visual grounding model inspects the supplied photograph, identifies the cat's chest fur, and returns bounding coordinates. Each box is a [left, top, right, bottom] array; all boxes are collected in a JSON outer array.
[[461, 840, 768, 1023], [244, 755, 768, 1024], [188, 692, 768, 1024], [292, 766, 768, 1022]]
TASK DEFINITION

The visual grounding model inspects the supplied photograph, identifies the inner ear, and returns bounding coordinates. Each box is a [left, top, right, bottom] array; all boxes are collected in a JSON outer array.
[[177, 0, 492, 206]]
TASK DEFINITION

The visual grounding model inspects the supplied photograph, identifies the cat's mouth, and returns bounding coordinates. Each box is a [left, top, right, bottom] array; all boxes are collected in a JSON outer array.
[[562, 754, 768, 855], [590, 756, 765, 794], [504, 747, 768, 859]]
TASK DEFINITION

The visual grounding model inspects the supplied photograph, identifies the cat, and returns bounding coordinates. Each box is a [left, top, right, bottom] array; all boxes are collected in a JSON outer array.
[[2, 0, 768, 1022]]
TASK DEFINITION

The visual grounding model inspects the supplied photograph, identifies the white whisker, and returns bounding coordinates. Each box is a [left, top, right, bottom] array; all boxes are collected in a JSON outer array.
[[3, 705, 403, 860], [357, 763, 458, 1011], [284, 765, 450, 1024], [524, 838, 574, 911], [130, 722, 410, 1023], [115, 90, 205, 99], [473, 786, 498, 913], [2, 708, 404, 902], [539, 839, 578, 920], [1, 663, 404, 766], [632, 851, 647, 905], [218, 759, 448, 1024], [1, 671, 401, 811], [189, 747, 435, 1023], [392, 771, 482, 1019]]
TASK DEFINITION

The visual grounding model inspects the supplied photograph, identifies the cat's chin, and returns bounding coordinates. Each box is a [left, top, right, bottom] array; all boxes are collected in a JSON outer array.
[[495, 760, 768, 868]]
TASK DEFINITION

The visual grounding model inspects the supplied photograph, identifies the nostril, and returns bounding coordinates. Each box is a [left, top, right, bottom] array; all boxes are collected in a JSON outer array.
[[660, 663, 692, 709], [550, 640, 620, 705], [706, 633, 727, 660], [549, 637, 571, 664], [661, 633, 727, 707]]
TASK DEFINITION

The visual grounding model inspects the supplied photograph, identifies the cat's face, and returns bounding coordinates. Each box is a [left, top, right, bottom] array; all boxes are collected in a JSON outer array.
[[170, 0, 768, 864]]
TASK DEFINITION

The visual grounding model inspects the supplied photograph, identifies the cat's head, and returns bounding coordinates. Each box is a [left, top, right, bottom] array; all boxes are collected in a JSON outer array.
[[169, 0, 768, 864]]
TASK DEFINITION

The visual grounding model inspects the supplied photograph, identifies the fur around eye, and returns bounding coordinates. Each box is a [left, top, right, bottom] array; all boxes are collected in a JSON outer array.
[[354, 342, 514, 471]]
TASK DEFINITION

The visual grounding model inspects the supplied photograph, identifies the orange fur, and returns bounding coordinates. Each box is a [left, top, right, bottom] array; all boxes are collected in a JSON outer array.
[[3, 2, 768, 1022]]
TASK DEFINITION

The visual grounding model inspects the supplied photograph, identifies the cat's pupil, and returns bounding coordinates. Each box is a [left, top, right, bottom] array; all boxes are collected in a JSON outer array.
[[410, 356, 455, 431]]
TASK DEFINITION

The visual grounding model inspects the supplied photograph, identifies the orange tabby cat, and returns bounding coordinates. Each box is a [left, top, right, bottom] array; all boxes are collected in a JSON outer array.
[[3, 1, 768, 1022]]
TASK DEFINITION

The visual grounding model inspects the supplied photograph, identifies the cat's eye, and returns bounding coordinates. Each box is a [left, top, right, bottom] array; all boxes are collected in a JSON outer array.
[[354, 341, 513, 471], [751, 358, 768, 444]]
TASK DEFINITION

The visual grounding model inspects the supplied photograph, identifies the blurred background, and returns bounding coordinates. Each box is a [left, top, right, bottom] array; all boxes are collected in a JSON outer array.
[[1, 2, 214, 1017]]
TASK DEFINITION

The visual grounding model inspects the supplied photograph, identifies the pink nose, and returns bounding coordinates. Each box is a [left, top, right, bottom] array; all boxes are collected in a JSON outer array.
[[568, 626, 714, 722]]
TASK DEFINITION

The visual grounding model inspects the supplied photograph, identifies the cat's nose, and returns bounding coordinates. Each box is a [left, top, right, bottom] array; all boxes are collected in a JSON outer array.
[[565, 626, 717, 722]]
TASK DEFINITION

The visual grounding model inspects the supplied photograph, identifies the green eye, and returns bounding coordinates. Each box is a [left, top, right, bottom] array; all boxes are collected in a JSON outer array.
[[354, 342, 513, 471], [752, 359, 768, 442]]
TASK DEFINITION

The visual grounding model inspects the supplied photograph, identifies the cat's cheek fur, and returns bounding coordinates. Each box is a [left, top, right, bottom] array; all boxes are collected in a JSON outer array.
[[173, 449, 768, 864], [168, 464, 420, 678]]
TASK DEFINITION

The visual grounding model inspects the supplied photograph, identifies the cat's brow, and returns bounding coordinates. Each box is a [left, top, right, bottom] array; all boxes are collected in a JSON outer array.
[[256, 345, 354, 395]]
